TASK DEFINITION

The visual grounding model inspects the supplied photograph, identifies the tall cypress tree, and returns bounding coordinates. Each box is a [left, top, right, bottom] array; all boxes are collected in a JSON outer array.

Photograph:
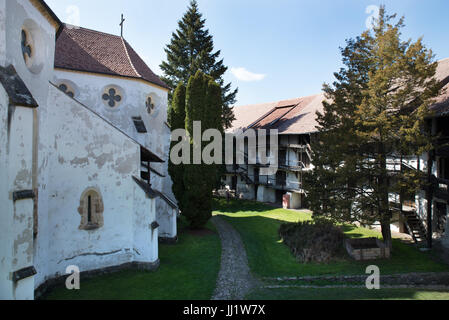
[[160, 0, 237, 129], [305, 7, 441, 248], [168, 83, 187, 215], [169, 71, 222, 229]]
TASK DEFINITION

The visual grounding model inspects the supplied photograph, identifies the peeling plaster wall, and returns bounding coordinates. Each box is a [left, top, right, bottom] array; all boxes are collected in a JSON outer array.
[[0, 0, 6, 67], [0, 83, 36, 299], [0, 0, 56, 300], [33, 85, 157, 288], [54, 70, 169, 160], [54, 69, 177, 240], [0, 84, 13, 299], [157, 202, 177, 239], [3, 0, 56, 105]]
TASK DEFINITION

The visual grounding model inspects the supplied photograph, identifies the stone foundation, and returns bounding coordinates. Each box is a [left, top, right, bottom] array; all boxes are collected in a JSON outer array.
[[159, 236, 178, 245], [34, 259, 160, 299]]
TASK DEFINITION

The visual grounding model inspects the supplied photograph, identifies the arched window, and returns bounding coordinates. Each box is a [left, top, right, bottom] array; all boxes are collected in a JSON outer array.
[[78, 188, 104, 230]]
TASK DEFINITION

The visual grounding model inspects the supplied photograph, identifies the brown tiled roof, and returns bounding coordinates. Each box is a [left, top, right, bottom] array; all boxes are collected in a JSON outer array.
[[55, 25, 169, 89], [430, 58, 449, 117], [231, 58, 449, 133], [229, 94, 325, 135]]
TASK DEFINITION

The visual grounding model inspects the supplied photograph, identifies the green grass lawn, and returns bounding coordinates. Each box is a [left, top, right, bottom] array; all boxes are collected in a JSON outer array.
[[213, 198, 449, 278], [43, 218, 221, 300], [247, 287, 449, 300]]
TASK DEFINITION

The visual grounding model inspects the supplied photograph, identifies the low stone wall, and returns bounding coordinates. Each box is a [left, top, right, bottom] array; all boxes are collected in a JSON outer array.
[[345, 238, 391, 260]]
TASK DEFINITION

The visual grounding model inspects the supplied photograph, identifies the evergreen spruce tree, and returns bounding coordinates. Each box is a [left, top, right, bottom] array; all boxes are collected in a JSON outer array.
[[160, 0, 237, 129], [305, 7, 441, 248]]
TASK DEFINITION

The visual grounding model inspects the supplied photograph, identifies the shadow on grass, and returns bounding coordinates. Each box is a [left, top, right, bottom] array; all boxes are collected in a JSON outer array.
[[213, 198, 449, 278], [212, 197, 282, 214], [42, 218, 221, 300]]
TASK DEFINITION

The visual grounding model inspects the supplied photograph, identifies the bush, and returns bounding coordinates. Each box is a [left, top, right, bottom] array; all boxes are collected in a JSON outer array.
[[279, 221, 345, 263]]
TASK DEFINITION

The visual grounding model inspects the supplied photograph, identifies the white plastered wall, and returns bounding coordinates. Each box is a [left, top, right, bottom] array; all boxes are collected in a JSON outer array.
[[33, 85, 158, 287]]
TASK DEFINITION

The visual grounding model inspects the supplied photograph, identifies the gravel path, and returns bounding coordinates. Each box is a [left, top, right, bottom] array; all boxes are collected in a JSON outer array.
[[211, 216, 259, 300]]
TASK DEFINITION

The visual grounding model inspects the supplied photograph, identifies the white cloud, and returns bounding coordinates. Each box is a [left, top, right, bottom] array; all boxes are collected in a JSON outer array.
[[230, 67, 266, 82], [65, 5, 81, 28]]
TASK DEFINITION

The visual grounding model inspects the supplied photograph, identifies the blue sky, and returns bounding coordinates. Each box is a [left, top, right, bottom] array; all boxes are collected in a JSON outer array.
[[46, 0, 449, 107]]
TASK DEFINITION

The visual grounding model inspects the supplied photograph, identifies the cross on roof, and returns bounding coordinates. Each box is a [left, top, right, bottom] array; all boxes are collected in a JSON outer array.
[[119, 14, 125, 38]]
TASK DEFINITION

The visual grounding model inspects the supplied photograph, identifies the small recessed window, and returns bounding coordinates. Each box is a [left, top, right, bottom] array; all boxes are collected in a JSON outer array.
[[21, 29, 33, 67], [132, 116, 147, 133], [102, 87, 122, 108], [78, 188, 104, 230], [146, 96, 155, 114], [58, 83, 75, 98]]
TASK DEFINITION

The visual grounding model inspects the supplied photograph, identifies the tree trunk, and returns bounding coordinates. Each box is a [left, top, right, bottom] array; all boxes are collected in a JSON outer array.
[[378, 143, 393, 250], [381, 219, 392, 249]]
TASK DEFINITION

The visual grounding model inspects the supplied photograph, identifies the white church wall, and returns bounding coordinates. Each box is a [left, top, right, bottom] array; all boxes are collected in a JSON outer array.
[[53, 70, 169, 158], [0, 85, 14, 299], [33, 85, 157, 287], [157, 200, 177, 240], [0, 84, 36, 299], [0, 0, 6, 67], [3, 0, 56, 105], [54, 70, 175, 209], [133, 187, 158, 264]]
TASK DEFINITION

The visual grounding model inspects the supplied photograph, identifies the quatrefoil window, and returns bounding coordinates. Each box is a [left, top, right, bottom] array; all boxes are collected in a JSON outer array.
[[58, 83, 75, 98], [146, 96, 155, 114], [21, 29, 32, 63], [102, 88, 122, 108]]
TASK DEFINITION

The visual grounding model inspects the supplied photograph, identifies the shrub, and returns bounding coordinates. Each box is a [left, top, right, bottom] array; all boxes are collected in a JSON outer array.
[[279, 221, 345, 263]]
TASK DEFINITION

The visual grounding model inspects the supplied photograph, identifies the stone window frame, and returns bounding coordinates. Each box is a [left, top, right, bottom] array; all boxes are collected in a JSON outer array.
[[21, 28, 34, 67], [145, 93, 160, 117], [57, 81, 77, 98], [146, 95, 155, 114], [21, 19, 44, 74], [102, 86, 124, 109], [77, 188, 104, 231]]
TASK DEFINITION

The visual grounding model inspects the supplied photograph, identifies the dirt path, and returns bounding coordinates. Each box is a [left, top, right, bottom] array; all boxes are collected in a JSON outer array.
[[211, 216, 259, 300]]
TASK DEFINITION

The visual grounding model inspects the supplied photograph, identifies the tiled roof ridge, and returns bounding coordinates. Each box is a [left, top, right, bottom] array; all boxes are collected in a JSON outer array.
[[55, 24, 170, 89], [63, 24, 121, 38], [121, 37, 141, 78]]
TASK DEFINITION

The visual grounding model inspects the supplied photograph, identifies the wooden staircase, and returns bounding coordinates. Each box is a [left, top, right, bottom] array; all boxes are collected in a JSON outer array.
[[402, 210, 427, 244], [237, 166, 253, 185]]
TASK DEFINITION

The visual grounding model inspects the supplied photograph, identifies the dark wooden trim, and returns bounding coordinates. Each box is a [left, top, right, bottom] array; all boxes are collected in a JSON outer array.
[[13, 190, 35, 202], [12, 266, 37, 282], [150, 221, 160, 230]]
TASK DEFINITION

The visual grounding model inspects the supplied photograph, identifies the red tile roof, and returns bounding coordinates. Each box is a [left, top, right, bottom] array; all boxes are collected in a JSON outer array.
[[229, 94, 325, 135], [55, 25, 169, 89], [230, 58, 449, 134], [430, 58, 449, 116]]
